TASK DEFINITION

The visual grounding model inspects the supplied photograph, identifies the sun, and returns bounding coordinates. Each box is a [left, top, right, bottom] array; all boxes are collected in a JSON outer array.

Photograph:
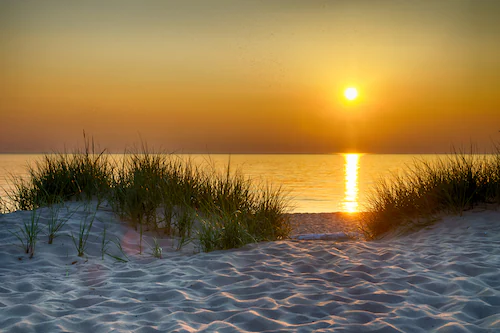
[[344, 87, 358, 101]]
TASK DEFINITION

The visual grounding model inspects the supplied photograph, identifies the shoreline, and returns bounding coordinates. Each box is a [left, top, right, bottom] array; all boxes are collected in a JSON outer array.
[[287, 212, 365, 236]]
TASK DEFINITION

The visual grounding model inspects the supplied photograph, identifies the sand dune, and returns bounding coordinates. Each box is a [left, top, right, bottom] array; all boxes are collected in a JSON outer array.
[[1, 203, 500, 332]]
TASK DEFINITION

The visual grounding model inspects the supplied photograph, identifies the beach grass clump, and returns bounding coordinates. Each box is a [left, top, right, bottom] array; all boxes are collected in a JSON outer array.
[[45, 204, 75, 244], [197, 163, 254, 215], [363, 149, 500, 239], [100, 224, 129, 262], [195, 163, 290, 248], [71, 204, 97, 257], [483, 147, 500, 203], [108, 151, 167, 230], [149, 237, 163, 258], [9, 136, 112, 210], [249, 185, 291, 240], [107, 151, 201, 240], [109, 151, 291, 252], [197, 184, 290, 252], [198, 210, 256, 252], [10, 208, 43, 258], [8, 138, 291, 253]]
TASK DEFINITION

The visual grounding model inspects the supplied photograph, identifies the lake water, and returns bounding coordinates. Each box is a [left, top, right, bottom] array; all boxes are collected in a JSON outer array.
[[0, 154, 443, 213]]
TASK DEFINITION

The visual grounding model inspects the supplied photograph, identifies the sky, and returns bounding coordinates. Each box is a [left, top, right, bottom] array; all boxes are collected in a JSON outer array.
[[1, 0, 500, 154]]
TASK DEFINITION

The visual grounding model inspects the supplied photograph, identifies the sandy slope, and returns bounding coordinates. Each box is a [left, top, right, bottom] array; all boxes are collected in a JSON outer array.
[[1, 203, 500, 332]]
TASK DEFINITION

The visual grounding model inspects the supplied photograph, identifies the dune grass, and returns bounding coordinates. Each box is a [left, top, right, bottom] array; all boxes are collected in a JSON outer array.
[[7, 140, 291, 253], [193, 162, 290, 251], [108, 150, 291, 251], [71, 203, 97, 257], [10, 208, 43, 258], [148, 237, 163, 259], [362, 148, 500, 239], [9, 137, 500, 251], [45, 204, 76, 245], [100, 224, 129, 262], [8, 135, 112, 210]]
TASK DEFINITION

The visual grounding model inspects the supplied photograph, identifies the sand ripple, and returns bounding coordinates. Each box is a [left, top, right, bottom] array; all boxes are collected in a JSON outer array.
[[1, 206, 500, 332]]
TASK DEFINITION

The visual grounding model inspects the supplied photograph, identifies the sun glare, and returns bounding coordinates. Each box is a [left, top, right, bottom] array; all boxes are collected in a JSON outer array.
[[344, 87, 358, 101], [342, 154, 360, 213]]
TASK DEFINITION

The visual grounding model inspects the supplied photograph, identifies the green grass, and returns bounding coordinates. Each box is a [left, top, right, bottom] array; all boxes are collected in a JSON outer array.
[[106, 149, 291, 252], [108, 150, 176, 233], [149, 237, 163, 259], [9, 136, 500, 251], [198, 210, 257, 252], [10, 208, 43, 258], [46, 203, 75, 244], [11, 136, 500, 252], [196, 182, 290, 252], [100, 224, 129, 262], [71, 203, 97, 257], [8, 139, 291, 253], [8, 134, 112, 210], [361, 148, 500, 239]]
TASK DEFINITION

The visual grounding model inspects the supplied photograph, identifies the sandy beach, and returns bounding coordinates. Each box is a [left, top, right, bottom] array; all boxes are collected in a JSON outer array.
[[1, 203, 500, 332]]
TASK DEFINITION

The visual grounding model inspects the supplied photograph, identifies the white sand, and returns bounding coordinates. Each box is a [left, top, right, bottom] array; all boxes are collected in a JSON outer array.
[[1, 203, 500, 332]]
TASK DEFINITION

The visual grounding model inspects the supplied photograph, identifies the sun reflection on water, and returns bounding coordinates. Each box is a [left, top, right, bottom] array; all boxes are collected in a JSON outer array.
[[343, 154, 360, 213]]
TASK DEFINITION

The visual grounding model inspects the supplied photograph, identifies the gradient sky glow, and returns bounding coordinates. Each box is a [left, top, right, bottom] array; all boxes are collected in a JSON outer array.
[[1, 0, 500, 153]]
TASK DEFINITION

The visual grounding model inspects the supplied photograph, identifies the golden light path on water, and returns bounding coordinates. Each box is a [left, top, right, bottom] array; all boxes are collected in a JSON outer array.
[[342, 154, 360, 213]]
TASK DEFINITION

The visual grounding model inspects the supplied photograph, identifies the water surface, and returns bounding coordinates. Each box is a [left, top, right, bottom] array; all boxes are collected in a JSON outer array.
[[0, 154, 442, 213]]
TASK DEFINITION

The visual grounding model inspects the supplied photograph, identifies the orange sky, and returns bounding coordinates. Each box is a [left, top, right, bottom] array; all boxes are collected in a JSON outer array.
[[1, 0, 500, 153]]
